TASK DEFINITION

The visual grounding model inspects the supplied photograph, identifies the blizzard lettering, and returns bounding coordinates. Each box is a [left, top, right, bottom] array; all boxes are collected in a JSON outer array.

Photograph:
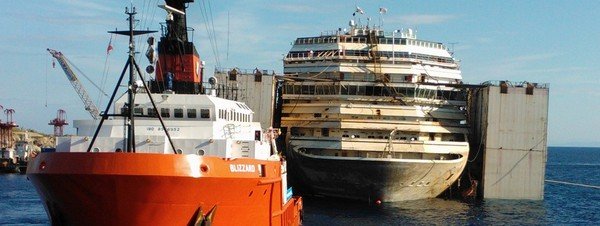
[[230, 164, 256, 173]]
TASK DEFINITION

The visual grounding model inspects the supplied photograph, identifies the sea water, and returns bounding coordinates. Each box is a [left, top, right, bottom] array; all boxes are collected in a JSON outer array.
[[1, 147, 598, 225]]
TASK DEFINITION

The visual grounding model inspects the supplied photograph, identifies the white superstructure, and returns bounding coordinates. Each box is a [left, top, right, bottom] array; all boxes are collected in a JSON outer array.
[[281, 23, 470, 201], [57, 92, 275, 160], [284, 26, 461, 83]]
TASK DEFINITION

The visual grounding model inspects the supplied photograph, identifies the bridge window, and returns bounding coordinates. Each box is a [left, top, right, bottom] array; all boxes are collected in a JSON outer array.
[[147, 108, 157, 117], [160, 108, 170, 118], [120, 106, 128, 115], [187, 109, 197, 118], [255, 130, 261, 141], [174, 108, 183, 118], [134, 107, 143, 116], [200, 109, 210, 119]]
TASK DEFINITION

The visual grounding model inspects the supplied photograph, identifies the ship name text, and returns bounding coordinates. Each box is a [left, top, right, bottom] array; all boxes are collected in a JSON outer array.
[[230, 164, 256, 173]]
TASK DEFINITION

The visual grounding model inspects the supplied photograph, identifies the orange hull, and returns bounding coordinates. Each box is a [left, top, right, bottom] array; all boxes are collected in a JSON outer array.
[[27, 153, 302, 226]]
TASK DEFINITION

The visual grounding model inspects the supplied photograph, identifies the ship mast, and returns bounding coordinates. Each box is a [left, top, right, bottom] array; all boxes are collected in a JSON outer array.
[[151, 0, 203, 94], [85, 6, 177, 154]]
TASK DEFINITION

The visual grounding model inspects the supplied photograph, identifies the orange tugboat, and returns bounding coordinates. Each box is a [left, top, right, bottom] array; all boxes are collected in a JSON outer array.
[[27, 1, 303, 225]]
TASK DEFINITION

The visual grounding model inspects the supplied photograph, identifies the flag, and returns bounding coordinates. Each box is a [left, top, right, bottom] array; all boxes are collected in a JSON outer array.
[[106, 36, 114, 55], [52, 59, 55, 68], [379, 7, 387, 14]]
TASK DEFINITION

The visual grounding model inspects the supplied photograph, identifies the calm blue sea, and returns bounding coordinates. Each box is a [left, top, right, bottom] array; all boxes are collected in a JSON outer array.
[[1, 147, 598, 225]]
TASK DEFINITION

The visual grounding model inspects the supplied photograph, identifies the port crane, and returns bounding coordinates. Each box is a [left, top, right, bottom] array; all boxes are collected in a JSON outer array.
[[47, 48, 107, 120], [49, 109, 68, 136]]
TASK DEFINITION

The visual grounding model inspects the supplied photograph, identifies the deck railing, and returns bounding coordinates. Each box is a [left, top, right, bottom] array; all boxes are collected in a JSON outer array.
[[481, 80, 549, 89]]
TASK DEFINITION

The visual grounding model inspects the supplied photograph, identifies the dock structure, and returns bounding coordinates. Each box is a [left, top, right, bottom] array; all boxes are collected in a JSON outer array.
[[468, 81, 549, 200], [1, 108, 18, 150], [212, 68, 279, 129], [210, 68, 552, 201]]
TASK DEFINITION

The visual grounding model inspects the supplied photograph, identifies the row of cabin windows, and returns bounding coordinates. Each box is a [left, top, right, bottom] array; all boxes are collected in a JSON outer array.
[[218, 109, 251, 122], [294, 37, 446, 50], [290, 127, 466, 142], [283, 84, 466, 101], [286, 50, 454, 64], [131, 107, 210, 119], [227, 72, 266, 83]]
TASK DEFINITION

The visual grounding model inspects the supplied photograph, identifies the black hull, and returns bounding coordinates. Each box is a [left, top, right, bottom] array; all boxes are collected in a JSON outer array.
[[286, 148, 467, 202]]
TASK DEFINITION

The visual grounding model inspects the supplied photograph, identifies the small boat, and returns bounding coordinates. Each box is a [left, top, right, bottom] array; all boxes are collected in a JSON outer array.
[[0, 148, 18, 173], [27, 1, 302, 225]]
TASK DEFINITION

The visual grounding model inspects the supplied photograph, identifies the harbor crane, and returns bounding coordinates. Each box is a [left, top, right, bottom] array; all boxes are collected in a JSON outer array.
[[49, 109, 68, 136], [0, 108, 18, 149], [47, 48, 107, 120]]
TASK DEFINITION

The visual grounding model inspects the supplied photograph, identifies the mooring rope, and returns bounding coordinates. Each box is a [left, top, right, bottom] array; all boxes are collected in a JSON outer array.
[[546, 179, 600, 189]]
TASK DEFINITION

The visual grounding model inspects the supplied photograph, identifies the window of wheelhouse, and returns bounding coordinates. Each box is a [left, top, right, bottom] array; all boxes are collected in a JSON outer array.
[[187, 109, 197, 118], [147, 108, 157, 117], [133, 107, 143, 116], [255, 130, 261, 141], [200, 109, 210, 119], [174, 108, 184, 118], [120, 106, 128, 115], [160, 108, 170, 118], [218, 109, 222, 119]]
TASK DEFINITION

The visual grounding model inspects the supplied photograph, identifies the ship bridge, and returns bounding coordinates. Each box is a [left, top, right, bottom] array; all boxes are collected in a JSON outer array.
[[112, 93, 254, 123]]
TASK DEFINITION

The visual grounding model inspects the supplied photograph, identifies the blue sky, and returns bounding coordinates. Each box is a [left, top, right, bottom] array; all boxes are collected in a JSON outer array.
[[0, 0, 598, 147]]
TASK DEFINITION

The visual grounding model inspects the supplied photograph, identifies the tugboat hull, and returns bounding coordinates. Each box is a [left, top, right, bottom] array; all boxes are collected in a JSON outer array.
[[287, 147, 467, 202], [27, 153, 303, 226]]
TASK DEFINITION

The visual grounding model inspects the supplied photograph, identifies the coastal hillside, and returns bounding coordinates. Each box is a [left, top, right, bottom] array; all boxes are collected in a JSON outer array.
[[12, 128, 55, 148]]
